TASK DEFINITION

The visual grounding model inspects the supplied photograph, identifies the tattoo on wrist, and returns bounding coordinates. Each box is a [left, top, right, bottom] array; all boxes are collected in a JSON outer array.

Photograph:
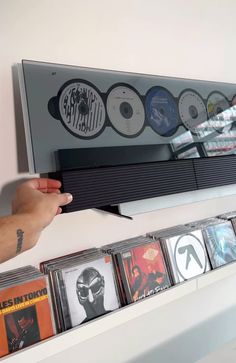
[[16, 229, 24, 254]]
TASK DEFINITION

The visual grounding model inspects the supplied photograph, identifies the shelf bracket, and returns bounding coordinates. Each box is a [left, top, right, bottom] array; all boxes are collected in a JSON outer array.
[[95, 205, 133, 220]]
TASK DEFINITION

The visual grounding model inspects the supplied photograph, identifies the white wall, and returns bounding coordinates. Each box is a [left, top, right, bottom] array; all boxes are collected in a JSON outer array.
[[1, 0, 236, 269], [1, 0, 236, 360]]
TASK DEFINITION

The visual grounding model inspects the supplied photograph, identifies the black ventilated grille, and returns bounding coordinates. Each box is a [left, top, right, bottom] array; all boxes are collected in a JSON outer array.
[[53, 160, 197, 212], [194, 156, 236, 189]]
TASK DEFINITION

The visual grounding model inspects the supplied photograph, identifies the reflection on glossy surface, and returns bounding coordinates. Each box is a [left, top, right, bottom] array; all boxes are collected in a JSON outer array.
[[177, 147, 200, 159], [172, 106, 236, 160], [172, 131, 194, 151]]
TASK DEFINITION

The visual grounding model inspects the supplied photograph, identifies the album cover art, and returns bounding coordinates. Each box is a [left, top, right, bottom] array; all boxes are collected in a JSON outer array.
[[203, 221, 236, 268], [0, 277, 54, 357], [5, 306, 40, 353], [161, 229, 211, 283], [60, 256, 120, 328], [118, 241, 171, 304]]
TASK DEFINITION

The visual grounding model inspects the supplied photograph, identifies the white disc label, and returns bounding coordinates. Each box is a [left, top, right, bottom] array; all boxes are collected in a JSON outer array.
[[106, 85, 145, 137], [179, 90, 207, 132]]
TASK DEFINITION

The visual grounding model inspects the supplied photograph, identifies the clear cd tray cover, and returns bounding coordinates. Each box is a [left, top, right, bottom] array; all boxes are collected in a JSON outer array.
[[18, 60, 236, 173]]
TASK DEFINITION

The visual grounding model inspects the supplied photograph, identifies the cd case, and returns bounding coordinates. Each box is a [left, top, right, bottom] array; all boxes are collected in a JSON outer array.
[[202, 221, 236, 268], [0, 266, 54, 358], [111, 237, 171, 304], [160, 229, 211, 284], [42, 250, 120, 332]]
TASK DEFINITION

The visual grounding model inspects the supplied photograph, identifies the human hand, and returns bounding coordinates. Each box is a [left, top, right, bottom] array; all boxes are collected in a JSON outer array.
[[12, 178, 73, 231]]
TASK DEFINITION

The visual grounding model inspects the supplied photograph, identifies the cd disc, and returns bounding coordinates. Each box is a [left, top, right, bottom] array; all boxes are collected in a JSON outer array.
[[145, 87, 179, 136], [58, 81, 106, 138], [106, 85, 145, 137], [207, 92, 230, 118], [178, 90, 207, 132]]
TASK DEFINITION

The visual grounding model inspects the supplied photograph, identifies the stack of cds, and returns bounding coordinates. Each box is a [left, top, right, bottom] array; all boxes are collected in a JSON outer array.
[[185, 217, 221, 229], [0, 266, 54, 358], [2, 213, 236, 356], [41, 248, 120, 332], [104, 236, 171, 305], [147, 224, 191, 241], [101, 235, 147, 255], [202, 221, 236, 268], [150, 225, 211, 284], [217, 211, 236, 221]]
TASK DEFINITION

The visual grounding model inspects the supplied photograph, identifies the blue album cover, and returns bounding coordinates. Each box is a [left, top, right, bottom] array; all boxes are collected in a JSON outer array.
[[203, 221, 236, 268]]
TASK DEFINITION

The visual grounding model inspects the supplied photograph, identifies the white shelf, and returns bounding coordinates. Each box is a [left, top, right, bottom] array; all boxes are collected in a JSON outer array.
[[196, 260, 236, 289], [1, 261, 236, 363], [196, 337, 236, 363]]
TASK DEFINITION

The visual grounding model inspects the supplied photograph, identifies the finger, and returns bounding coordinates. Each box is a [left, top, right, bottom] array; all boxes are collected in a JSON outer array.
[[47, 189, 61, 194], [56, 207, 62, 215], [38, 179, 62, 190], [23, 178, 62, 191], [38, 188, 61, 194], [56, 193, 73, 206]]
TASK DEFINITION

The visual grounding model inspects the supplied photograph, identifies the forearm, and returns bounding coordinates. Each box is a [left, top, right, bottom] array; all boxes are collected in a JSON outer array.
[[0, 214, 42, 263], [0, 178, 73, 263]]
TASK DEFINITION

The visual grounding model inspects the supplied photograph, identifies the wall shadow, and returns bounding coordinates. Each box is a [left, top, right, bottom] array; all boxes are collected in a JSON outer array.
[[12, 64, 29, 173], [0, 178, 28, 216], [127, 305, 236, 363]]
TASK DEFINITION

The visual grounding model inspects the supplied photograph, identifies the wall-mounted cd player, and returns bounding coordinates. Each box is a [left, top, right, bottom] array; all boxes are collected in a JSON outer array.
[[18, 60, 236, 216]]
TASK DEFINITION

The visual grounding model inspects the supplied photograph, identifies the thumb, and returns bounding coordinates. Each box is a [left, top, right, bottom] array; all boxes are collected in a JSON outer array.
[[56, 193, 73, 206]]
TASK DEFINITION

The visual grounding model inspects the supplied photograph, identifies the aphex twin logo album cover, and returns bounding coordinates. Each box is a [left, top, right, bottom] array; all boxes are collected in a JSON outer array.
[[167, 230, 210, 282]]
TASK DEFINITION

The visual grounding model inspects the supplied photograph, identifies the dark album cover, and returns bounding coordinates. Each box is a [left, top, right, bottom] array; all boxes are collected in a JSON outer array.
[[61, 256, 120, 327], [203, 221, 236, 268], [162, 229, 211, 283], [5, 306, 40, 353], [119, 241, 171, 303]]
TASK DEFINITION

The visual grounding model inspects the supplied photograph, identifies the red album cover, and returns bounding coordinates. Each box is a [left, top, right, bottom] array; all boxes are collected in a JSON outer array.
[[121, 241, 171, 303], [0, 277, 54, 357]]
